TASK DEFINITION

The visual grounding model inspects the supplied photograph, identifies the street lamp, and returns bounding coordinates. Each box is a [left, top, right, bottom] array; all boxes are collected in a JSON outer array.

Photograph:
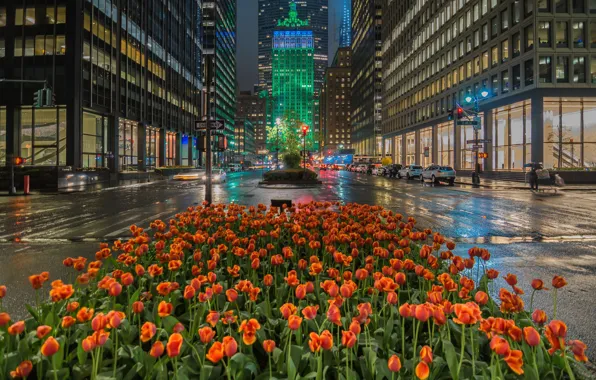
[[463, 89, 490, 185], [301, 125, 309, 171], [275, 118, 281, 169]]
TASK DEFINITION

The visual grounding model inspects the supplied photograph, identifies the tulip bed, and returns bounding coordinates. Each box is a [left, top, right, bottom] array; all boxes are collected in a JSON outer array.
[[0, 202, 590, 379]]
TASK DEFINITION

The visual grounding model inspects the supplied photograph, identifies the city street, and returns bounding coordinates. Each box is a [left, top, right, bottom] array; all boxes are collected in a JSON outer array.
[[1, 170, 596, 359]]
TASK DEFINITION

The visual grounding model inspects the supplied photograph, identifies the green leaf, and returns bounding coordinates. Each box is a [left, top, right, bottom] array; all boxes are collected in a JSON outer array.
[[162, 316, 180, 333], [52, 337, 66, 370], [230, 352, 258, 379], [442, 339, 459, 380], [523, 363, 540, 380], [26, 304, 40, 322], [383, 313, 394, 349], [76, 340, 87, 365]]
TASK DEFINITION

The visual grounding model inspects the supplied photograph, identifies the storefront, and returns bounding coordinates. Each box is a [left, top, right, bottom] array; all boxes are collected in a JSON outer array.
[[543, 97, 596, 169], [19, 107, 67, 166], [145, 126, 160, 170], [0, 107, 6, 166], [82, 112, 108, 169], [437, 122, 454, 167], [492, 100, 532, 171], [118, 119, 138, 171], [405, 132, 416, 165], [459, 114, 485, 171], [393, 135, 403, 164], [419, 127, 433, 167], [165, 131, 177, 167]]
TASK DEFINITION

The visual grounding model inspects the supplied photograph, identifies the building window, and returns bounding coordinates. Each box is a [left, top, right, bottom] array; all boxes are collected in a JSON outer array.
[[483, 23, 489, 42], [83, 112, 107, 168], [525, 26, 534, 51], [556, 21, 569, 48], [475, 56, 481, 74], [501, 9, 509, 31], [556, 0, 568, 12], [45, 6, 66, 24], [591, 21, 596, 47], [406, 132, 416, 165], [165, 132, 176, 167], [437, 122, 454, 167], [544, 98, 596, 169], [573, 56, 586, 82], [492, 74, 499, 94], [419, 128, 433, 167], [539, 56, 553, 82], [24, 37, 34, 56], [556, 56, 569, 82], [491, 16, 498, 38], [573, 0, 585, 12], [572, 22, 585, 48], [56, 36, 66, 55], [513, 33, 521, 57], [0, 39, 4, 58], [592, 56, 596, 83], [538, 22, 552, 47], [591, 0, 596, 12], [513, 65, 522, 90], [512, 0, 522, 25], [146, 127, 160, 169], [539, 0, 552, 12], [493, 100, 532, 170], [483, 50, 489, 70], [0, 7, 6, 27], [19, 107, 66, 166], [15, 8, 35, 26], [502, 70, 510, 93], [119, 120, 138, 171], [0, 107, 5, 166], [525, 59, 535, 85], [467, 61, 473, 78], [501, 40, 509, 63], [525, 0, 534, 16]]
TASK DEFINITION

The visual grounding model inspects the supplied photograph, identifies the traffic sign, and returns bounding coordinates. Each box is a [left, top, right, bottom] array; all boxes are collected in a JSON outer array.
[[471, 145, 483, 149], [457, 120, 480, 126], [466, 139, 492, 144], [195, 120, 225, 131]]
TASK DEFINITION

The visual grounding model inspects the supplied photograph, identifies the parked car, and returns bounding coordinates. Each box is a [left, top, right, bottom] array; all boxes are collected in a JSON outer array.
[[366, 164, 381, 175], [201, 168, 227, 183], [398, 165, 423, 179], [383, 164, 403, 177], [372, 166, 384, 176], [228, 164, 242, 172], [420, 165, 456, 185], [355, 164, 368, 173]]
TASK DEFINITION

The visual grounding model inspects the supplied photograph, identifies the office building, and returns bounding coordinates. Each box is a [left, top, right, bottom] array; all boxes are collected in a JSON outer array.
[[234, 118, 256, 157], [321, 47, 352, 150], [236, 91, 267, 152], [202, 0, 237, 153], [271, 3, 317, 150], [382, 0, 596, 173], [351, 0, 383, 158], [0, 0, 203, 176], [339, 0, 352, 48]]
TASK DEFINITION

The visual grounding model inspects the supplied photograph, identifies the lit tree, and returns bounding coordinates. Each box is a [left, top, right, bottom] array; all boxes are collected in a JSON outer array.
[[266, 110, 315, 156]]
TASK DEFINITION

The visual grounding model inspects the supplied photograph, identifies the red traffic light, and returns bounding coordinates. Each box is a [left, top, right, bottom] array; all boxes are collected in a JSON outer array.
[[14, 156, 26, 166], [301, 125, 309, 135], [456, 107, 464, 119]]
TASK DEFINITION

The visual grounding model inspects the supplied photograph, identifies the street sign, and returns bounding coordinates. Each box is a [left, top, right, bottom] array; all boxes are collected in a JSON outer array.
[[195, 120, 225, 131], [424, 147, 429, 157], [457, 120, 480, 126], [471, 145, 483, 149], [467, 139, 492, 144]]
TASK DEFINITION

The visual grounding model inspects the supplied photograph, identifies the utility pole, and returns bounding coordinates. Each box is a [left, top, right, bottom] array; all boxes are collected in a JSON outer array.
[[473, 98, 480, 186], [205, 56, 213, 205]]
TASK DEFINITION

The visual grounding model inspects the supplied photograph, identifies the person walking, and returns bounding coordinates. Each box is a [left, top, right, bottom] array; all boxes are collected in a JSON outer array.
[[529, 166, 538, 191]]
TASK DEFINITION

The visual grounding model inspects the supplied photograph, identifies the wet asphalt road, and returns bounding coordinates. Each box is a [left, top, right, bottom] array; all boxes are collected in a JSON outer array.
[[1, 170, 595, 359]]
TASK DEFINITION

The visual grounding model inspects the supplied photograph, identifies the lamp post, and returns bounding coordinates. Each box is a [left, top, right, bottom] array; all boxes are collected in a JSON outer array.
[[463, 89, 490, 185], [275, 118, 281, 169], [301, 125, 309, 171]]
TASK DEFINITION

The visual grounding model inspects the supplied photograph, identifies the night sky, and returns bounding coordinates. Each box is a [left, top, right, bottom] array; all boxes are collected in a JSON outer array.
[[236, 0, 343, 92]]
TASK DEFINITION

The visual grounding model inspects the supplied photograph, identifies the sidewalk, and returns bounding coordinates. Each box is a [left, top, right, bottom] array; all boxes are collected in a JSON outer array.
[[455, 176, 596, 191]]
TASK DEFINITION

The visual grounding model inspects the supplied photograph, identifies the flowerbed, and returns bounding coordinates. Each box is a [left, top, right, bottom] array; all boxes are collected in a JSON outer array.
[[0, 202, 590, 379]]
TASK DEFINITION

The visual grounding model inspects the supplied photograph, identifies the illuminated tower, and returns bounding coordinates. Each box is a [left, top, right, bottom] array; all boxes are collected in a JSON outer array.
[[271, 2, 317, 150], [339, 0, 351, 48]]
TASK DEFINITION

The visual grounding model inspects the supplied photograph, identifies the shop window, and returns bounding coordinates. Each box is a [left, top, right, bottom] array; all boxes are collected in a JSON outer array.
[[0, 7, 6, 27], [513, 65, 521, 90], [556, 22, 568, 47], [592, 56, 596, 83], [525, 25, 534, 50], [119, 120, 138, 171], [538, 22, 552, 47], [573, 56, 586, 82], [513, 33, 521, 57], [539, 0, 552, 12], [460, 114, 485, 170], [501, 40, 509, 63], [406, 132, 416, 165], [394, 136, 403, 164], [165, 132, 177, 166], [437, 122, 454, 167], [525, 0, 534, 16], [493, 101, 532, 170], [82, 113, 107, 168], [555, 0, 568, 12], [19, 108, 66, 166], [512, 0, 521, 25], [501, 70, 510, 93], [525, 59, 535, 85], [419, 128, 433, 167], [572, 22, 585, 47], [539, 56, 553, 82], [556, 56, 569, 82], [146, 127, 160, 169]]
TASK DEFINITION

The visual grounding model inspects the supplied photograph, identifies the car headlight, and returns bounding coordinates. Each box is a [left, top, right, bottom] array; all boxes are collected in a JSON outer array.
[[201, 176, 206, 180]]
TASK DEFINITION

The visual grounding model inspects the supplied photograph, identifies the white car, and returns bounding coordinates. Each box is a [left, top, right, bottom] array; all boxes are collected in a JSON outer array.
[[420, 165, 456, 185], [202, 169, 227, 183], [398, 165, 423, 179]]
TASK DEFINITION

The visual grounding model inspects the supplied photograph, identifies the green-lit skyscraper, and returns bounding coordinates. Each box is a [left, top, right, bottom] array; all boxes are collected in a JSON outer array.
[[271, 3, 317, 151]]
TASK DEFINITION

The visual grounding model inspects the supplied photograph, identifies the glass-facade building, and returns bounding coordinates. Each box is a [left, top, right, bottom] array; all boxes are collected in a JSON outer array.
[[352, 0, 383, 158], [382, 0, 596, 173], [236, 91, 267, 152], [0, 0, 203, 172], [339, 0, 352, 48], [272, 4, 316, 150]]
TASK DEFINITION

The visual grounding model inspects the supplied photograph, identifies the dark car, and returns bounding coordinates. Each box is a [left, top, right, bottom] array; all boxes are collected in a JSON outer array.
[[384, 164, 403, 177]]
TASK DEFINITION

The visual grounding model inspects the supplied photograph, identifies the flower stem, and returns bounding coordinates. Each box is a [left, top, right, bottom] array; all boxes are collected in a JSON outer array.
[[563, 351, 577, 380], [456, 325, 466, 377], [470, 325, 475, 376], [113, 331, 119, 377], [316, 352, 323, 380], [553, 289, 558, 320]]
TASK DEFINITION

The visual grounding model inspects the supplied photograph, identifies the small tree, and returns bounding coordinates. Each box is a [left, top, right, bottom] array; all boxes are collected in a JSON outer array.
[[283, 152, 302, 169], [382, 157, 392, 166]]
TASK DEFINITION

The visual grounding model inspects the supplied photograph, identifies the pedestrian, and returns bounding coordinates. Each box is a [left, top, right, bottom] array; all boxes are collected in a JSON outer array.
[[529, 166, 538, 191]]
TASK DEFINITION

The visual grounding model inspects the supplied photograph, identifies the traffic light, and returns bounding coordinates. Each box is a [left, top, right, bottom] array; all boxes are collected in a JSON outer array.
[[476, 152, 488, 159], [301, 125, 309, 136], [13, 156, 26, 166], [33, 89, 44, 108], [456, 106, 464, 119], [44, 88, 55, 107]]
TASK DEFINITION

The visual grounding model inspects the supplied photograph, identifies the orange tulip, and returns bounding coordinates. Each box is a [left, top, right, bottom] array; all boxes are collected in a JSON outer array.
[[166, 333, 183, 357], [341, 331, 357, 348], [326, 304, 342, 326], [158, 301, 173, 317], [61, 316, 76, 329], [77, 307, 94, 322], [0, 285, 6, 299], [121, 273, 134, 286], [140, 322, 157, 343], [489, 335, 511, 356], [504, 349, 524, 375], [108, 282, 122, 297], [388, 354, 401, 372], [82, 336, 96, 352], [206, 311, 220, 327], [301, 305, 319, 320], [545, 320, 567, 355], [503, 273, 518, 286], [91, 313, 107, 331], [41, 336, 60, 357], [132, 301, 144, 314], [288, 315, 303, 331], [0, 312, 10, 327], [386, 291, 398, 305], [413, 304, 432, 322], [66, 302, 79, 312], [349, 320, 361, 335], [36, 325, 52, 339], [551, 275, 567, 289], [184, 285, 196, 300], [10, 360, 33, 379], [226, 289, 238, 302], [320, 330, 333, 350], [199, 326, 216, 344], [420, 345, 433, 364], [569, 340, 588, 362], [474, 291, 488, 305], [150, 341, 165, 358], [415, 361, 430, 379], [532, 309, 547, 325], [8, 321, 25, 336], [523, 326, 541, 347], [206, 342, 224, 363], [531, 279, 547, 290], [280, 303, 297, 319], [453, 302, 482, 325], [263, 339, 276, 353], [222, 336, 238, 357]]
